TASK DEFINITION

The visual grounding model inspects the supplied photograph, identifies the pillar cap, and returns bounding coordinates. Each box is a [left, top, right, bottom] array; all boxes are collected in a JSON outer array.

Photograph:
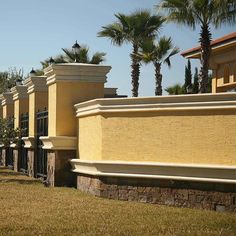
[[44, 63, 112, 86], [23, 76, 47, 94], [1, 92, 14, 106], [40, 136, 77, 150], [22, 136, 35, 148], [11, 85, 28, 100]]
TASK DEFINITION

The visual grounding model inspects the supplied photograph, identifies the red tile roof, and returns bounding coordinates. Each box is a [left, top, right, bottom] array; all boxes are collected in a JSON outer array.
[[181, 32, 236, 57]]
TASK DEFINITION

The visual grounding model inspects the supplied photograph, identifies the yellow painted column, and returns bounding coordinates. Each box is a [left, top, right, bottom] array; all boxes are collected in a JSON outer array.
[[44, 63, 111, 137], [11, 85, 29, 129], [0, 97, 3, 119], [41, 63, 111, 186], [23, 76, 48, 137], [22, 76, 48, 177], [1, 92, 14, 119]]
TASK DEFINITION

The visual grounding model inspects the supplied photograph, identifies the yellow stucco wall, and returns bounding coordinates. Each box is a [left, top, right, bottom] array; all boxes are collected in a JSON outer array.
[[3, 104, 14, 119], [28, 92, 48, 136], [78, 109, 236, 165], [48, 82, 104, 137], [14, 99, 29, 128], [78, 115, 102, 160]]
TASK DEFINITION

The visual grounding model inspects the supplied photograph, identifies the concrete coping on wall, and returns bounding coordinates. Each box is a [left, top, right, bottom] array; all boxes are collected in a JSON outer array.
[[10, 143, 18, 148], [74, 92, 236, 117], [43, 63, 111, 86], [23, 76, 47, 94], [40, 136, 77, 150], [22, 136, 35, 148], [1, 92, 14, 106], [11, 85, 28, 100], [70, 159, 236, 184]]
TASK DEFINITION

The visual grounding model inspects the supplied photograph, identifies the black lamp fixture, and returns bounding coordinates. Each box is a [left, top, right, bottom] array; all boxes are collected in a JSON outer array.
[[30, 68, 36, 76], [72, 40, 80, 62], [16, 78, 22, 86], [49, 57, 55, 65]]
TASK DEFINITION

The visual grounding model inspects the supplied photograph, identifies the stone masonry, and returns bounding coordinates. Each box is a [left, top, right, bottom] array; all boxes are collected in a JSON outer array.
[[77, 174, 236, 212]]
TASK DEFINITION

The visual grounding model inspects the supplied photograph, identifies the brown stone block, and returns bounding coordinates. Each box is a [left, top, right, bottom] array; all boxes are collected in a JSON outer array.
[[196, 195, 205, 203], [13, 149, 19, 172], [118, 189, 128, 201], [107, 190, 118, 199], [138, 195, 148, 203]]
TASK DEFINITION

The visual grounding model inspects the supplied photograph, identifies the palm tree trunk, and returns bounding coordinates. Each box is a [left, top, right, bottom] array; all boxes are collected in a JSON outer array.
[[199, 24, 211, 93], [155, 62, 162, 96], [131, 44, 140, 97]]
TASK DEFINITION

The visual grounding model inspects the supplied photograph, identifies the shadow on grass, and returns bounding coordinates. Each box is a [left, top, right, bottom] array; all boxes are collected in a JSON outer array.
[[0, 171, 26, 176], [0, 167, 41, 185], [0, 178, 41, 185]]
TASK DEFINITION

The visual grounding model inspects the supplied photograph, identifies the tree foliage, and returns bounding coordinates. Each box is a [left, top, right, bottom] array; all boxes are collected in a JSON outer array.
[[40, 46, 106, 70], [0, 68, 24, 93], [165, 83, 185, 95], [136, 36, 179, 95], [193, 67, 199, 94], [184, 60, 192, 93], [158, 0, 236, 93], [0, 118, 21, 146], [98, 10, 164, 97]]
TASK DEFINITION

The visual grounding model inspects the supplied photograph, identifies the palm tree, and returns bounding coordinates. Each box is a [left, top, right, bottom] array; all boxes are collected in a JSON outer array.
[[158, 0, 236, 93], [40, 54, 66, 69], [165, 83, 185, 95], [61, 46, 106, 64], [137, 37, 179, 95], [98, 10, 164, 97]]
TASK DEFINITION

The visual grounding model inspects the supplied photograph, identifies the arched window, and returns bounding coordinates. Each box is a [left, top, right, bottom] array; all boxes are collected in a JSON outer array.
[[224, 65, 230, 84]]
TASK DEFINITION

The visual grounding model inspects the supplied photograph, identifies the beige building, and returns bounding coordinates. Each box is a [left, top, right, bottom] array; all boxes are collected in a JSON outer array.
[[182, 32, 236, 93]]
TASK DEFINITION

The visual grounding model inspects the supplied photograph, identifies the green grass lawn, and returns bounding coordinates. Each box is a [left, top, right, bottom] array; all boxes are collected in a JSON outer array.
[[0, 167, 235, 236]]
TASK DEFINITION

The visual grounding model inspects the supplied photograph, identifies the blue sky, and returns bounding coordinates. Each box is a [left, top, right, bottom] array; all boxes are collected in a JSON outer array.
[[0, 0, 234, 96]]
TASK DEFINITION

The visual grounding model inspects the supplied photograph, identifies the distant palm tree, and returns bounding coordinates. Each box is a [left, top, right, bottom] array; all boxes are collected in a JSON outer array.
[[62, 46, 106, 64], [137, 37, 179, 95], [98, 10, 164, 97], [165, 83, 185, 95], [158, 0, 236, 93]]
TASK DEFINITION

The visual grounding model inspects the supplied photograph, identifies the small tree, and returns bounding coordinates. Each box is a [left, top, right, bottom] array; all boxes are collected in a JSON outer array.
[[193, 67, 199, 94], [165, 83, 185, 95], [0, 118, 21, 147], [0, 68, 24, 93], [184, 60, 192, 93]]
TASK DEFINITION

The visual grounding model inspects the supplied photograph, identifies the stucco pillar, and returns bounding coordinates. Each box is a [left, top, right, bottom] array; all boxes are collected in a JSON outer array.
[[0, 97, 3, 119], [1, 92, 14, 168], [2, 92, 14, 119], [0, 96, 3, 166], [22, 76, 48, 177], [11, 85, 29, 172], [41, 63, 111, 186]]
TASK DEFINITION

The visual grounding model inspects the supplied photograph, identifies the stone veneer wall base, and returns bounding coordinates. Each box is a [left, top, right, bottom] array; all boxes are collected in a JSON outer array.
[[77, 174, 236, 212], [27, 150, 35, 177], [13, 149, 19, 172], [1, 149, 6, 166]]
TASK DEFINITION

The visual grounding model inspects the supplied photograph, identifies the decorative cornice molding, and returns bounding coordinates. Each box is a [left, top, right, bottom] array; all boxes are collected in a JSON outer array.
[[40, 136, 77, 150], [1, 92, 14, 106], [11, 85, 28, 101], [70, 160, 236, 184], [23, 76, 47, 94], [75, 93, 236, 117], [44, 63, 111, 86]]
